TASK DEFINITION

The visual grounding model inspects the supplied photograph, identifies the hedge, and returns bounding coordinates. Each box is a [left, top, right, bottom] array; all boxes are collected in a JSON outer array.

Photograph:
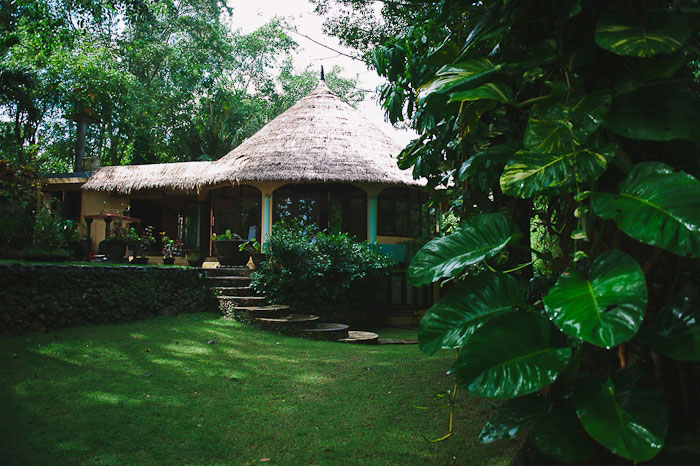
[[0, 263, 217, 335]]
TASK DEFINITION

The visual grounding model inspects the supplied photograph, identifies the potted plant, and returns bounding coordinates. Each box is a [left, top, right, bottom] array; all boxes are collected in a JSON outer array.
[[185, 249, 205, 267], [240, 238, 264, 268], [128, 225, 155, 265], [160, 233, 182, 265], [99, 218, 128, 262], [212, 229, 246, 266]]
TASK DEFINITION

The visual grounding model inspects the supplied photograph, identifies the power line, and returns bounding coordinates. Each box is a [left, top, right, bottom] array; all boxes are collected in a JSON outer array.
[[284, 26, 365, 63]]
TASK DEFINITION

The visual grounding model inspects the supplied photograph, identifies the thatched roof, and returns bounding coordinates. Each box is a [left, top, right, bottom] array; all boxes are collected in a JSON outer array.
[[207, 80, 421, 186], [84, 80, 421, 193], [83, 161, 210, 193]]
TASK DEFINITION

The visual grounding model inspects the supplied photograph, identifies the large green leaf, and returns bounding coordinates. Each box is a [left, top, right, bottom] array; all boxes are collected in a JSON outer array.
[[576, 378, 668, 462], [532, 406, 596, 463], [649, 285, 700, 361], [417, 58, 502, 105], [604, 87, 700, 141], [455, 312, 571, 398], [458, 140, 520, 183], [408, 213, 521, 287], [595, 11, 691, 57], [523, 92, 612, 153], [543, 249, 647, 348], [479, 393, 550, 443], [592, 163, 700, 258], [500, 143, 617, 198], [418, 272, 523, 355], [449, 82, 513, 104]]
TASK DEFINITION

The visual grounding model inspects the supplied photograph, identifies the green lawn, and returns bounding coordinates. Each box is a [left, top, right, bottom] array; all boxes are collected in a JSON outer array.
[[0, 314, 516, 465]]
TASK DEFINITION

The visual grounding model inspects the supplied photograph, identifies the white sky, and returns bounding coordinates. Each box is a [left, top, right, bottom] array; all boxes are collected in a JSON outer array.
[[226, 0, 415, 146]]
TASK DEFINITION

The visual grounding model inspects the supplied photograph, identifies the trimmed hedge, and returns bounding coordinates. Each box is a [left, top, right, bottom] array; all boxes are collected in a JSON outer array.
[[0, 263, 217, 335]]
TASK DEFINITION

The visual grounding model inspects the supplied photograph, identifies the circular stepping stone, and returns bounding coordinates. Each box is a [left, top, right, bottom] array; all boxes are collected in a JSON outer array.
[[298, 323, 349, 341], [338, 331, 379, 345]]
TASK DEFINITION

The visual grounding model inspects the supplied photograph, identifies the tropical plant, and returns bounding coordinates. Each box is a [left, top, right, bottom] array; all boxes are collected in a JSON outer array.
[[212, 229, 243, 241], [313, 0, 700, 463], [250, 220, 394, 325]]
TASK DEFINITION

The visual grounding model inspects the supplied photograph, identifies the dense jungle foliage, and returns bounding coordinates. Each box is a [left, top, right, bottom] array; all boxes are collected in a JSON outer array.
[[0, 0, 362, 171], [315, 0, 700, 464]]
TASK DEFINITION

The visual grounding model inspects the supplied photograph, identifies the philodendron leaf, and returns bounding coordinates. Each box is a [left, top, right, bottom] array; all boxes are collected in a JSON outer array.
[[592, 163, 700, 258], [532, 405, 596, 463], [595, 11, 691, 57], [458, 141, 520, 183], [449, 82, 514, 104], [544, 249, 647, 348], [418, 272, 523, 355], [455, 312, 571, 398], [576, 378, 668, 462], [500, 143, 617, 198], [649, 284, 700, 361], [408, 213, 521, 287], [479, 393, 550, 443], [417, 58, 502, 105], [604, 87, 700, 141]]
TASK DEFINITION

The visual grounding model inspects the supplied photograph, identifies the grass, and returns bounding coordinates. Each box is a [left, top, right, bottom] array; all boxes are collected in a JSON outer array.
[[0, 314, 516, 465]]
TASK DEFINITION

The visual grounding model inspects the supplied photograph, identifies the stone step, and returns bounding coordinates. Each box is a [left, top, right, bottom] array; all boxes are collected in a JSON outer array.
[[222, 304, 290, 323], [206, 276, 251, 287], [297, 323, 350, 341], [255, 314, 320, 332], [206, 266, 253, 277], [339, 331, 379, 345], [217, 296, 267, 307], [210, 286, 257, 297]]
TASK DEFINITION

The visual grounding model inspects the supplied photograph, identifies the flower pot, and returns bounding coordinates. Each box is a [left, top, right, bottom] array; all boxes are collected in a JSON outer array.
[[186, 251, 204, 267], [162, 257, 175, 265], [132, 256, 149, 265], [213, 239, 247, 266], [100, 240, 127, 262]]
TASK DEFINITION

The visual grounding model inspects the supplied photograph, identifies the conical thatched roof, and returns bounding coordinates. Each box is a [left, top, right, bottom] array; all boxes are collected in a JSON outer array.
[[206, 80, 421, 186], [84, 80, 420, 193]]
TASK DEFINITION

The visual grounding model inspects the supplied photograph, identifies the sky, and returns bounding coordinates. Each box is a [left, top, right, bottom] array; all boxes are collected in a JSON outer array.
[[226, 0, 415, 146]]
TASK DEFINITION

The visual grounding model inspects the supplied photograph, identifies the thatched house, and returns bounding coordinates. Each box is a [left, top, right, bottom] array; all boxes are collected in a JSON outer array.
[[42, 77, 434, 319]]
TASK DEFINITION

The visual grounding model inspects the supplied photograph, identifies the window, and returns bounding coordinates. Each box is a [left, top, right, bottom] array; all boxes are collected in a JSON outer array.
[[377, 188, 433, 237]]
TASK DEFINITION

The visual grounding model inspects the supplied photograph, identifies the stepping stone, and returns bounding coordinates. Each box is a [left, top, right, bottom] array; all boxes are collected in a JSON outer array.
[[298, 323, 349, 341], [256, 314, 320, 332], [221, 304, 289, 323], [338, 331, 379, 345], [207, 266, 253, 277], [210, 286, 256, 296], [217, 296, 267, 307], [206, 276, 251, 287]]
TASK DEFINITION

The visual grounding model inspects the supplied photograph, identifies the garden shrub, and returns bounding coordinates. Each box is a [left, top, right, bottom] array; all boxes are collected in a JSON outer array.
[[0, 160, 37, 252], [0, 263, 217, 335], [250, 221, 394, 326]]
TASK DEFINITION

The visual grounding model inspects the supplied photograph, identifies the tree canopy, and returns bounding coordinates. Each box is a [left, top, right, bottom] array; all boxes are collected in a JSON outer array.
[[0, 0, 362, 171]]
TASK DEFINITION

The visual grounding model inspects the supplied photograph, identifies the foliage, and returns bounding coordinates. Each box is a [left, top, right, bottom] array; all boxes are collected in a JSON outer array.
[[0, 159, 37, 251], [250, 220, 394, 325], [212, 229, 243, 241], [32, 207, 77, 251], [127, 225, 155, 257], [317, 0, 700, 463], [239, 238, 261, 254], [0, 263, 216, 335], [160, 233, 182, 258]]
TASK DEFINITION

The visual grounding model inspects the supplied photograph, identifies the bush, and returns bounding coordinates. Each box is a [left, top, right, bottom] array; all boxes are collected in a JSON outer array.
[[0, 160, 37, 251], [250, 220, 394, 326]]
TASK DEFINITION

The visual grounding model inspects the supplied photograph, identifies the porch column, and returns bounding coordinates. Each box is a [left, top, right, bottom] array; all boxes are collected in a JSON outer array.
[[368, 195, 377, 243], [262, 193, 272, 245]]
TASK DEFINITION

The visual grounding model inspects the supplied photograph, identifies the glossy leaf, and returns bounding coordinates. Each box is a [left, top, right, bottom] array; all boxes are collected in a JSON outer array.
[[592, 163, 700, 258], [544, 249, 647, 348], [500, 143, 617, 198], [604, 87, 700, 141], [419, 272, 523, 355], [449, 82, 513, 104], [595, 11, 691, 57], [417, 58, 502, 104], [576, 378, 668, 462], [649, 285, 700, 361], [479, 393, 550, 443], [458, 141, 520, 183], [408, 213, 521, 287], [455, 312, 571, 398], [532, 406, 596, 463]]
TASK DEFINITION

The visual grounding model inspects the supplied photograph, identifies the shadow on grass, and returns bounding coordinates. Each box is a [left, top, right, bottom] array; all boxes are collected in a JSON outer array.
[[0, 313, 516, 465]]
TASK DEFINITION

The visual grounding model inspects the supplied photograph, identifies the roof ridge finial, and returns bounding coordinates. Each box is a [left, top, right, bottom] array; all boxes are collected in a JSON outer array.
[[320, 65, 325, 82]]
